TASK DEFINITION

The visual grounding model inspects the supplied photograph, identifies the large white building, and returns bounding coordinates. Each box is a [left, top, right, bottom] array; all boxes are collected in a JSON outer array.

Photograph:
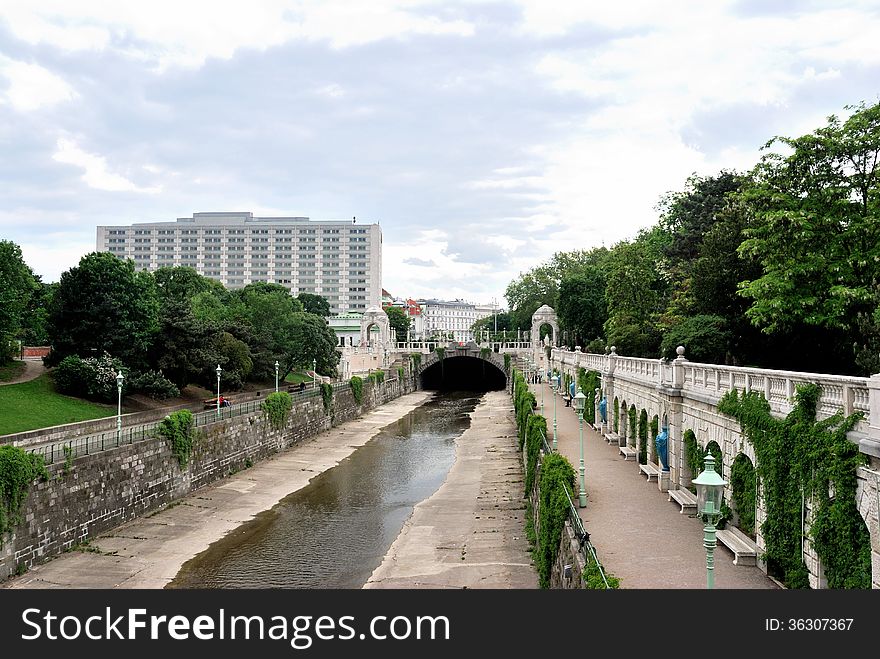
[[97, 212, 381, 314], [418, 299, 495, 344]]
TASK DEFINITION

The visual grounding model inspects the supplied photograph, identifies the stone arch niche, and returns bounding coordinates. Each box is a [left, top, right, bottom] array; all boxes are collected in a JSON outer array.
[[531, 305, 559, 370], [360, 306, 391, 349]]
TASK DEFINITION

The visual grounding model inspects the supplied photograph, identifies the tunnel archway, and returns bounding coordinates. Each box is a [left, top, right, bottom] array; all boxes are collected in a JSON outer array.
[[420, 356, 507, 391]]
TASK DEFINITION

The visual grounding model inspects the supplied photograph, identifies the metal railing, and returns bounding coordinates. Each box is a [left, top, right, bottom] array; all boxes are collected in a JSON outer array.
[[28, 379, 354, 464], [562, 482, 611, 589]]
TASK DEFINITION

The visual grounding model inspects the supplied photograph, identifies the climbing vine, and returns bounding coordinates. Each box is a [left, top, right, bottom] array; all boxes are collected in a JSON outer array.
[[649, 416, 658, 462], [583, 551, 621, 589], [434, 347, 445, 360], [480, 347, 491, 360], [730, 454, 757, 538], [397, 366, 405, 380], [0, 446, 49, 545], [349, 376, 363, 404], [513, 369, 537, 449], [524, 414, 548, 493], [503, 353, 511, 372], [320, 383, 333, 414], [368, 369, 385, 385], [718, 385, 869, 589], [535, 452, 576, 588], [157, 410, 196, 468], [613, 398, 619, 433], [410, 353, 421, 371], [628, 407, 637, 446], [576, 368, 600, 424], [261, 391, 293, 430], [683, 429, 701, 492]]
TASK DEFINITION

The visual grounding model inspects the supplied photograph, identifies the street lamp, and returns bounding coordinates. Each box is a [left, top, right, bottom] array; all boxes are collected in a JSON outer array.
[[551, 374, 559, 451], [216, 364, 222, 419], [116, 371, 124, 441], [573, 386, 587, 508], [312, 358, 317, 390], [275, 360, 280, 393], [693, 453, 728, 589]]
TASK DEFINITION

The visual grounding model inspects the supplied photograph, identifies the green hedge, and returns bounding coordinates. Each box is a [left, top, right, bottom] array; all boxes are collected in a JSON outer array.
[[350, 376, 363, 405]]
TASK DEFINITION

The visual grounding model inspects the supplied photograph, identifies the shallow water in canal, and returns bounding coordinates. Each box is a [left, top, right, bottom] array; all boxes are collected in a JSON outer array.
[[168, 391, 480, 589]]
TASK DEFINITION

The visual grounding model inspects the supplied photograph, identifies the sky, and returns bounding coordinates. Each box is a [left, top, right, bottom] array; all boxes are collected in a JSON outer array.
[[1, 1, 879, 309]]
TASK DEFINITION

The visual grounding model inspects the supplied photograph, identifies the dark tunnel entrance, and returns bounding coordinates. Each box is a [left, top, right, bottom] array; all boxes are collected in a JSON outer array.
[[419, 356, 507, 391]]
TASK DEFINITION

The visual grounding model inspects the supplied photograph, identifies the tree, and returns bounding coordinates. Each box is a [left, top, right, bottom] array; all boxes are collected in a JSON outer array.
[[149, 300, 221, 389], [0, 241, 38, 361], [471, 311, 512, 338], [47, 252, 159, 368], [736, 101, 880, 373], [278, 313, 339, 378], [297, 292, 331, 317], [233, 282, 304, 380], [504, 264, 558, 330], [384, 306, 411, 342], [557, 267, 607, 348], [154, 266, 216, 303]]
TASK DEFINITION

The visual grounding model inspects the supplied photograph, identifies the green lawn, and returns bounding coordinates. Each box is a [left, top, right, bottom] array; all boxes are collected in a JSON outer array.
[[0, 374, 116, 436], [284, 370, 315, 385], [0, 360, 27, 382]]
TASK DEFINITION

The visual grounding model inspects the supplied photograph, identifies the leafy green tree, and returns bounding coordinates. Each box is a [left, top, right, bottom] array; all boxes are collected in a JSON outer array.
[[557, 267, 607, 348], [47, 252, 159, 368], [0, 241, 39, 361], [278, 313, 339, 378], [233, 282, 304, 380], [504, 264, 558, 331], [149, 300, 220, 389], [660, 314, 731, 363], [297, 292, 331, 317], [736, 101, 880, 374], [154, 266, 217, 303], [384, 305, 411, 342]]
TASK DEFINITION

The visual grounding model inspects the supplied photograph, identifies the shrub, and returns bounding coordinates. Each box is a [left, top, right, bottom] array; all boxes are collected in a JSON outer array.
[[128, 370, 180, 400], [157, 410, 196, 467], [261, 391, 293, 430], [350, 376, 364, 405], [53, 353, 125, 402]]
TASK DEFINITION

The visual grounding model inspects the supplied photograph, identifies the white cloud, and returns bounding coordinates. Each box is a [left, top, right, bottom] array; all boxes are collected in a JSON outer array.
[[0, 56, 77, 111], [0, 1, 475, 71], [18, 238, 96, 283], [314, 83, 346, 98], [52, 138, 162, 193]]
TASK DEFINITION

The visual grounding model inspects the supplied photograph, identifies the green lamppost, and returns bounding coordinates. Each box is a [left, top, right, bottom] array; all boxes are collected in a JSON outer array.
[[540, 362, 545, 417], [693, 454, 728, 589], [215, 364, 222, 419], [274, 360, 279, 393], [116, 371, 124, 442], [551, 374, 559, 451], [573, 386, 587, 508], [312, 358, 317, 390]]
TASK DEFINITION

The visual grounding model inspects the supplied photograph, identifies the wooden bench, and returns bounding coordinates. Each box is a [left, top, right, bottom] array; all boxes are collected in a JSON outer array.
[[715, 527, 759, 566], [639, 462, 660, 481], [668, 487, 697, 513], [619, 445, 638, 461]]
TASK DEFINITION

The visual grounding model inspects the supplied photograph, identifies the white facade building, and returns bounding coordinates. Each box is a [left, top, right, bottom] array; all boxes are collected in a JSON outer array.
[[97, 212, 381, 314], [417, 299, 495, 344]]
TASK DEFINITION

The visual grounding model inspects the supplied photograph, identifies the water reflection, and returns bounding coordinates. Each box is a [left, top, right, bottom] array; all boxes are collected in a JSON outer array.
[[168, 392, 481, 589]]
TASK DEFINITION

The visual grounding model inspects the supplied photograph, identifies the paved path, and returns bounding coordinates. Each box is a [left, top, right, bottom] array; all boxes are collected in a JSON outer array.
[[0, 359, 46, 386], [529, 380, 778, 589], [365, 391, 537, 589], [3, 392, 433, 589]]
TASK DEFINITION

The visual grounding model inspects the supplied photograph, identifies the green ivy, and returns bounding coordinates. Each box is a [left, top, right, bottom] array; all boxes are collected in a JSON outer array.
[[536, 453, 576, 588], [583, 551, 621, 589], [613, 398, 619, 433], [718, 385, 868, 589], [410, 353, 421, 371], [683, 429, 701, 492], [503, 353, 511, 372], [397, 367, 405, 380], [350, 376, 364, 404], [434, 347, 445, 360], [368, 369, 385, 385], [731, 454, 757, 538], [480, 347, 491, 360], [157, 410, 196, 468], [320, 383, 333, 414], [628, 406, 637, 446], [513, 370, 537, 450], [261, 391, 292, 430], [577, 368, 600, 424], [0, 446, 48, 545], [524, 414, 547, 493], [649, 416, 658, 462]]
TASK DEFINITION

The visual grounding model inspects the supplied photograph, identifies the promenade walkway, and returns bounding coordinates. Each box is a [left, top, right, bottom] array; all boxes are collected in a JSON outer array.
[[528, 380, 778, 589]]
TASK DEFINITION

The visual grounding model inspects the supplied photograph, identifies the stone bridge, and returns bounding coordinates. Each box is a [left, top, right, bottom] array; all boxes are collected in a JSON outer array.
[[414, 343, 509, 390], [551, 345, 880, 589]]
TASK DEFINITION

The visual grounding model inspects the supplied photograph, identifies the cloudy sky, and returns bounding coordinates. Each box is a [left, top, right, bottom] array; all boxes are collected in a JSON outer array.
[[1, 1, 879, 307]]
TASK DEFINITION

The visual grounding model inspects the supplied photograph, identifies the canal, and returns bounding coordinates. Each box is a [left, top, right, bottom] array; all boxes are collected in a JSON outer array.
[[168, 391, 481, 588]]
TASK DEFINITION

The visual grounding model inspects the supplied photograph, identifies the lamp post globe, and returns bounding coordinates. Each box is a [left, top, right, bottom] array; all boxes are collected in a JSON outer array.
[[116, 371, 124, 441], [573, 387, 587, 508], [215, 364, 222, 418], [692, 453, 728, 589]]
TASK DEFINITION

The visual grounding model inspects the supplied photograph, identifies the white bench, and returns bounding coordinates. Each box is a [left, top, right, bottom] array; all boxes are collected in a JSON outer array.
[[715, 527, 759, 566], [619, 445, 638, 461], [639, 462, 660, 481], [668, 488, 697, 513], [604, 432, 620, 445]]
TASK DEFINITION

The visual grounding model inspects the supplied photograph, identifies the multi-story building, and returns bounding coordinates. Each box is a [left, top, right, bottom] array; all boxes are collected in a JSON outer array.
[[96, 212, 381, 314], [418, 299, 495, 344]]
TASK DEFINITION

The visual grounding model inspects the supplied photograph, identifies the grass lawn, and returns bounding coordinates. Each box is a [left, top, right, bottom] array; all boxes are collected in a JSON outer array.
[[0, 373, 116, 436], [284, 370, 315, 385], [0, 360, 27, 382]]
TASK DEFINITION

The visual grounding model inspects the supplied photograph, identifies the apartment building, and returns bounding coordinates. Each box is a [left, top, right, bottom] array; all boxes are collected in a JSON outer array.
[[96, 212, 381, 314]]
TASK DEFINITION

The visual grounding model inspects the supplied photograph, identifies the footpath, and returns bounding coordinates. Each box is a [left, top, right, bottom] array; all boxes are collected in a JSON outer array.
[[3, 392, 432, 589], [528, 380, 778, 589]]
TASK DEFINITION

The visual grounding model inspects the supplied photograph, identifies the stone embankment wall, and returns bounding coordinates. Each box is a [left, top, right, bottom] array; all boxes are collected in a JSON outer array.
[[1, 375, 415, 580]]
